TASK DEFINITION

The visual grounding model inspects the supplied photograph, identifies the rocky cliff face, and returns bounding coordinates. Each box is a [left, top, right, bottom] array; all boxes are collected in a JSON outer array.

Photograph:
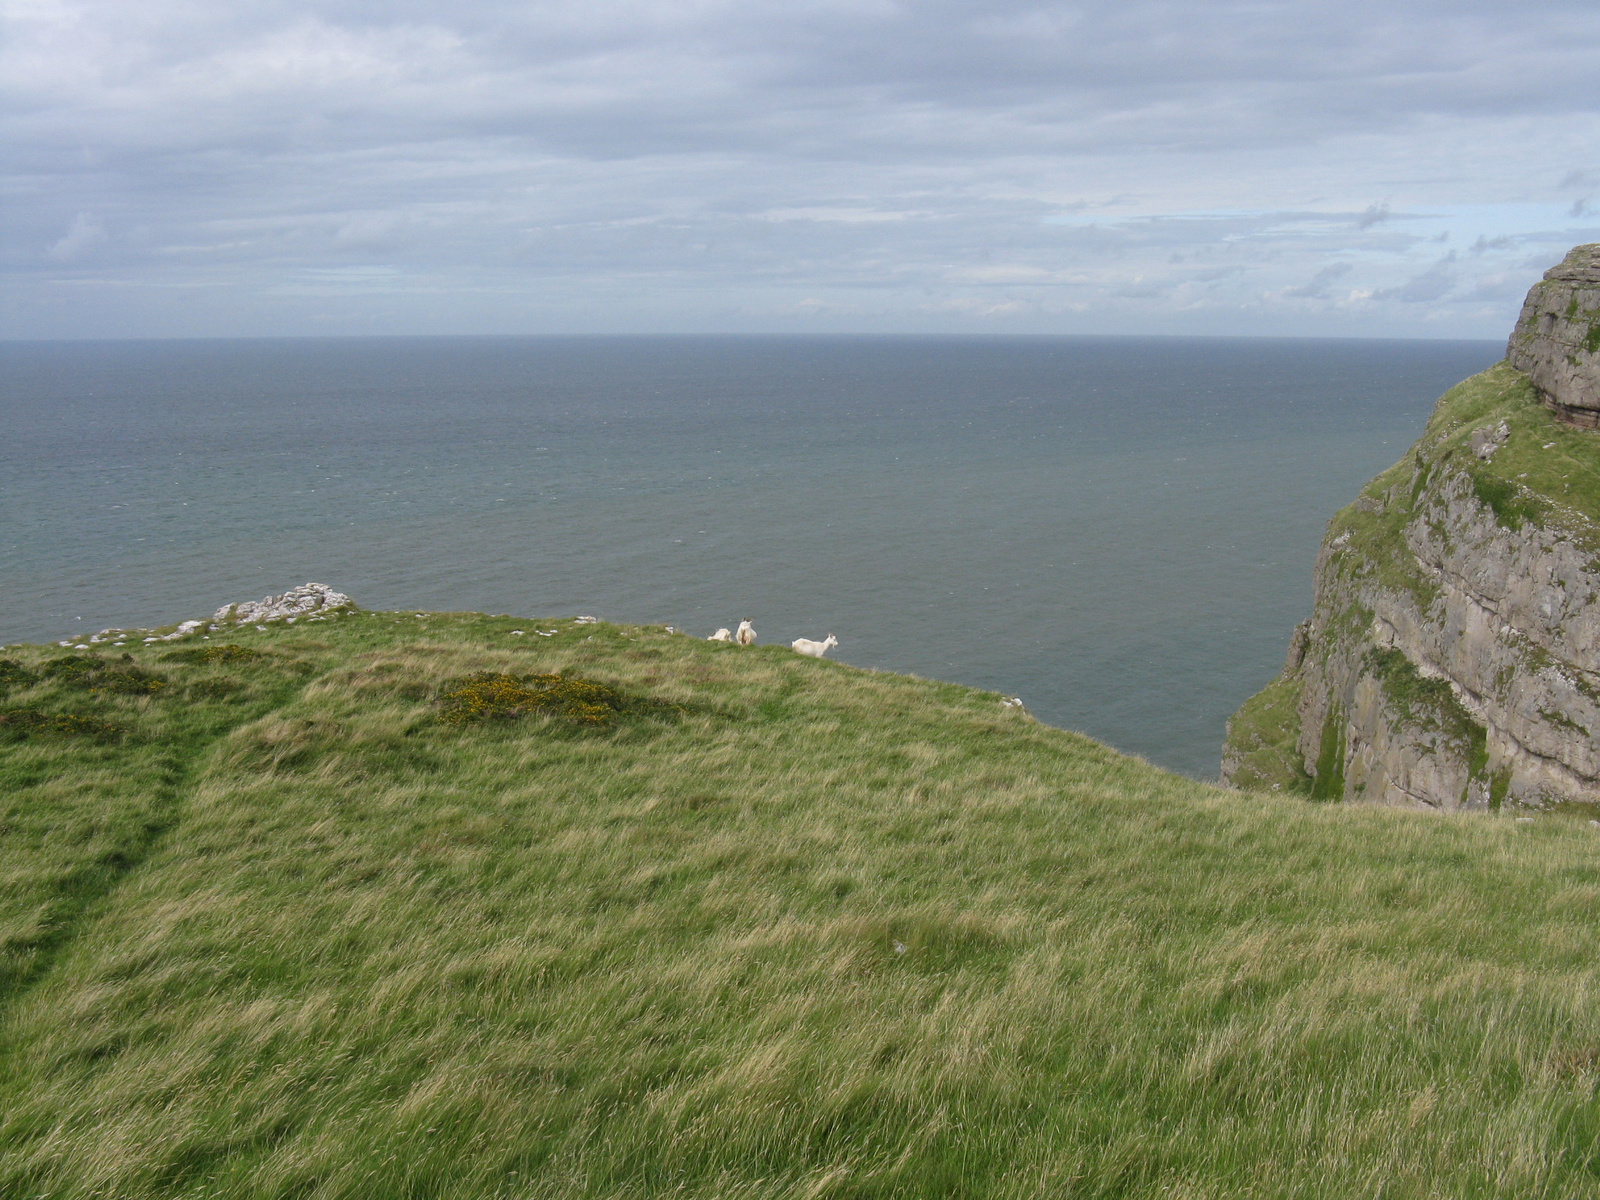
[[1507, 243, 1600, 428], [1223, 249, 1600, 808]]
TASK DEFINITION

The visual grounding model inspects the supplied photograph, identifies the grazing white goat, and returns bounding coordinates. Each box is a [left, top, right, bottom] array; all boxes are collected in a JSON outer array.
[[735, 619, 757, 646], [708, 627, 733, 642], [791, 634, 838, 658]]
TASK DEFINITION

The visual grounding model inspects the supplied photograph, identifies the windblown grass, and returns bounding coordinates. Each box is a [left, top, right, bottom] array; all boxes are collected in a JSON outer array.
[[4, 612, 1600, 1197]]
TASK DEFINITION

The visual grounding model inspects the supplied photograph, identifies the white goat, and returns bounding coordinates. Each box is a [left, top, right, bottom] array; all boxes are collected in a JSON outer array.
[[791, 634, 838, 658], [708, 627, 733, 642], [735, 619, 757, 646]]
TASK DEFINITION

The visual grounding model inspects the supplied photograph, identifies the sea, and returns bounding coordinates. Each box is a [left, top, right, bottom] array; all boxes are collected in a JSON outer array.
[[0, 335, 1504, 778]]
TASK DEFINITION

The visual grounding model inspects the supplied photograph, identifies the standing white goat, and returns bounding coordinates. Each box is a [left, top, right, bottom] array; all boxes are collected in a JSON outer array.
[[791, 634, 838, 658], [735, 619, 757, 646], [708, 627, 733, 642]]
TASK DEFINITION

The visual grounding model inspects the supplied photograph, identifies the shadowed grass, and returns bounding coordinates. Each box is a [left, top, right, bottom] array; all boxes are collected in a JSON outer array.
[[4, 612, 1600, 1196]]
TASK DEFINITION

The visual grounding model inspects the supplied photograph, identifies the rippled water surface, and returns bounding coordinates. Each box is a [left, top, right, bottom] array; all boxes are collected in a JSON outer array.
[[0, 335, 1502, 776]]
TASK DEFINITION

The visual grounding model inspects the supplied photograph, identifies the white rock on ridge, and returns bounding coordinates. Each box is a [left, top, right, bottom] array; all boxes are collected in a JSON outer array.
[[214, 583, 353, 625]]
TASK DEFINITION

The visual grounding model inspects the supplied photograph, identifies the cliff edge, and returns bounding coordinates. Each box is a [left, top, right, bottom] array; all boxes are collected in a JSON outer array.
[[1222, 245, 1600, 808]]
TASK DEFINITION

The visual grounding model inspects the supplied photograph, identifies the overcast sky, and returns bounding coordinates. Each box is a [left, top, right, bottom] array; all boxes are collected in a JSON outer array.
[[4, 0, 1600, 339]]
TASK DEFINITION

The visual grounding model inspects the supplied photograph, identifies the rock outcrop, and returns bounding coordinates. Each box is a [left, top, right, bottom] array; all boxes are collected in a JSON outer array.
[[1223, 250, 1600, 809], [215, 583, 354, 625], [1507, 243, 1600, 428]]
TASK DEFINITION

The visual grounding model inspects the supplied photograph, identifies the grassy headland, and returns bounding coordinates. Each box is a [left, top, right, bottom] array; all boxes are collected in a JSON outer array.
[[5, 611, 1600, 1197]]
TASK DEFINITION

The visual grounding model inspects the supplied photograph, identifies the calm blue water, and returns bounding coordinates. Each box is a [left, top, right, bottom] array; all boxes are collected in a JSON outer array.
[[0, 335, 1502, 777]]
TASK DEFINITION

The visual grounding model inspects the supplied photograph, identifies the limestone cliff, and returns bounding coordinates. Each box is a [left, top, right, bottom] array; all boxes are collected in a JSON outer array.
[[1507, 243, 1600, 428], [1223, 246, 1600, 808]]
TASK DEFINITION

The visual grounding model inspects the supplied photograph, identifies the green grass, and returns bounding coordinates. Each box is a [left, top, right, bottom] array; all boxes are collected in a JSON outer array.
[[9, 612, 1600, 1197], [1420, 364, 1600, 543], [1219, 674, 1309, 796], [1308, 704, 1346, 802], [1317, 363, 1600, 574]]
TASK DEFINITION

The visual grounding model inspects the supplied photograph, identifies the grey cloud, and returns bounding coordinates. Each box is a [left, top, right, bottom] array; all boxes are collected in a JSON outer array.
[[1456, 272, 1531, 302], [9, 2, 1600, 167], [1285, 261, 1353, 298], [1373, 252, 1459, 303], [4, 0, 1600, 337], [46, 214, 109, 263]]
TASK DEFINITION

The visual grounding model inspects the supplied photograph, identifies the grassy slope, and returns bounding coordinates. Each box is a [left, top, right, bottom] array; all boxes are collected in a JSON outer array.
[[7, 614, 1600, 1197]]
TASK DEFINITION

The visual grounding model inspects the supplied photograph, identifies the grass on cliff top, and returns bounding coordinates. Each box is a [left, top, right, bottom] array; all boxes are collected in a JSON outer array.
[[10, 613, 1600, 1197], [1411, 362, 1600, 540], [1321, 362, 1600, 555]]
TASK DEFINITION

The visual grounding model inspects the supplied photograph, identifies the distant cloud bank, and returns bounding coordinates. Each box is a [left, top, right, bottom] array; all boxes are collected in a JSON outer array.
[[4, 0, 1599, 338]]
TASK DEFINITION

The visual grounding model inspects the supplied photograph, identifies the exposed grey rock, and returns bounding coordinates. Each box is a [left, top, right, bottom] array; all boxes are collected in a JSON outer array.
[[214, 582, 353, 625], [1507, 243, 1600, 427], [1288, 466, 1600, 808], [1283, 620, 1311, 673], [1470, 421, 1509, 460]]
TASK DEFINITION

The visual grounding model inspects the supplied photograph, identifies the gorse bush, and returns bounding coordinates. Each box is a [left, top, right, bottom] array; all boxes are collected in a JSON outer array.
[[0, 706, 123, 740], [40, 655, 166, 696], [186, 678, 243, 700], [437, 671, 627, 726], [161, 644, 263, 664], [0, 659, 39, 694]]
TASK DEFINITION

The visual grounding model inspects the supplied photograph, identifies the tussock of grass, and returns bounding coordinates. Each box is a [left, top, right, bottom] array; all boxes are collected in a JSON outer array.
[[6, 614, 1600, 1196]]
